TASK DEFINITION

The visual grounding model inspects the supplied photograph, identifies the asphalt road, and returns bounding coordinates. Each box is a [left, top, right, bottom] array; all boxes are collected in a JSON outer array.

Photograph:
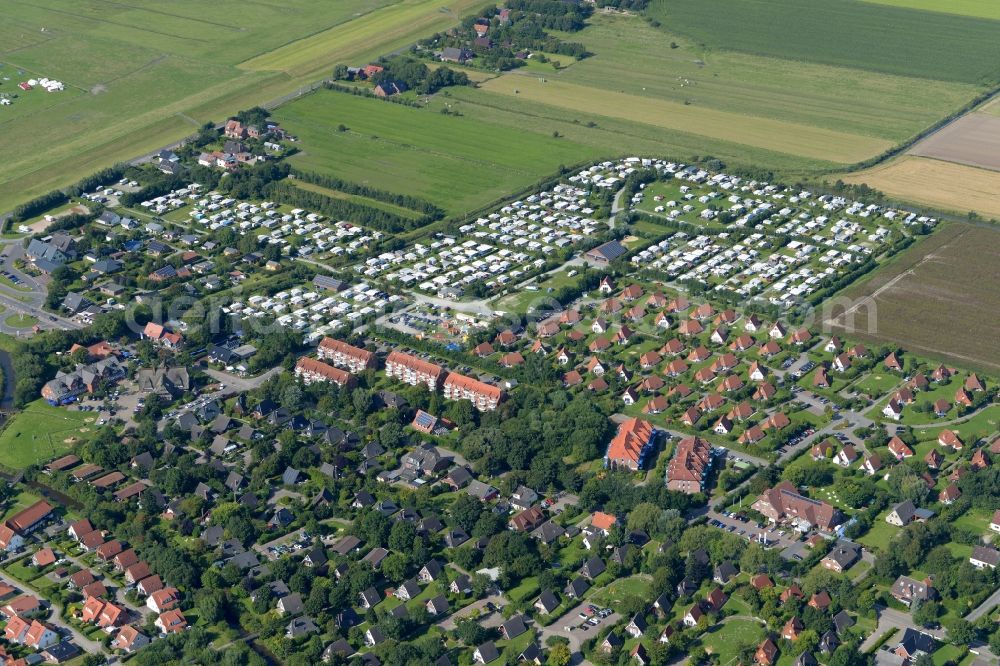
[[0, 560, 104, 654], [0, 241, 83, 334], [157, 366, 283, 431], [859, 606, 946, 652], [967, 586, 1000, 622], [538, 600, 619, 665]]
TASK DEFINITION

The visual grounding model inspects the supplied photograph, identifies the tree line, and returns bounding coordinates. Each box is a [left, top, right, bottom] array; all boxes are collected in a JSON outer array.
[[289, 168, 444, 218], [265, 181, 428, 233]]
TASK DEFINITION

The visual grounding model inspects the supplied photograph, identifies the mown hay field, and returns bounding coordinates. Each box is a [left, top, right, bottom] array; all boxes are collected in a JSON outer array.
[[477, 73, 893, 163], [840, 156, 1000, 219], [826, 222, 1000, 375], [552, 13, 980, 143]]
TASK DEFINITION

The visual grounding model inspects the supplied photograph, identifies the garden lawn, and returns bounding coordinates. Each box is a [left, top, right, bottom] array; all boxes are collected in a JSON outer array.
[[852, 371, 903, 398], [590, 575, 652, 606], [932, 644, 968, 666], [858, 516, 898, 553], [951, 507, 993, 534], [699, 619, 767, 664]]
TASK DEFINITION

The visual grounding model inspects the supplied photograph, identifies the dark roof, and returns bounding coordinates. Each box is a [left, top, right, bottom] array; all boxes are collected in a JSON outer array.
[[278, 592, 304, 614], [587, 239, 628, 262], [794, 653, 818, 666], [476, 641, 500, 663], [565, 576, 590, 597], [897, 628, 937, 656], [833, 610, 855, 634], [42, 642, 81, 661], [581, 555, 606, 578], [501, 615, 527, 639], [324, 639, 353, 659], [535, 589, 559, 613], [715, 560, 738, 582]]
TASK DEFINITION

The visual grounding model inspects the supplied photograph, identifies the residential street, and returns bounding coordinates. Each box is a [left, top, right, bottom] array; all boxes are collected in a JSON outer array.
[[859, 606, 946, 652], [0, 241, 83, 334], [435, 593, 507, 631], [967, 586, 1000, 622], [536, 599, 619, 665], [60, 550, 153, 620], [0, 562, 105, 654], [158, 366, 283, 431]]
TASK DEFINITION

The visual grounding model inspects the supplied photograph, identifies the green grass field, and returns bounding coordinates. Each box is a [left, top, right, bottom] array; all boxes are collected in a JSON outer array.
[[858, 516, 898, 553], [437, 83, 837, 174], [0, 399, 95, 469], [647, 0, 1000, 85], [442, 10, 983, 170], [273, 90, 598, 215], [553, 13, 978, 144], [699, 619, 767, 664], [4, 313, 37, 328], [0, 0, 483, 213], [859, 0, 1000, 20], [1, 489, 45, 522], [290, 180, 426, 220], [590, 575, 652, 606], [852, 371, 903, 398]]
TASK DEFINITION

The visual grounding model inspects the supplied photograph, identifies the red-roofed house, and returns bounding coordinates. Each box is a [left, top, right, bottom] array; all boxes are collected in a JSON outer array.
[[294, 357, 357, 388], [666, 437, 714, 495], [156, 609, 188, 634], [604, 417, 657, 471], [147, 587, 180, 613]]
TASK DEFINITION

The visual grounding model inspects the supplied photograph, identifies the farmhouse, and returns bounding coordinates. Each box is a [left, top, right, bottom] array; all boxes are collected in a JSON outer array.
[[374, 81, 408, 97], [585, 240, 628, 265], [440, 47, 473, 64]]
